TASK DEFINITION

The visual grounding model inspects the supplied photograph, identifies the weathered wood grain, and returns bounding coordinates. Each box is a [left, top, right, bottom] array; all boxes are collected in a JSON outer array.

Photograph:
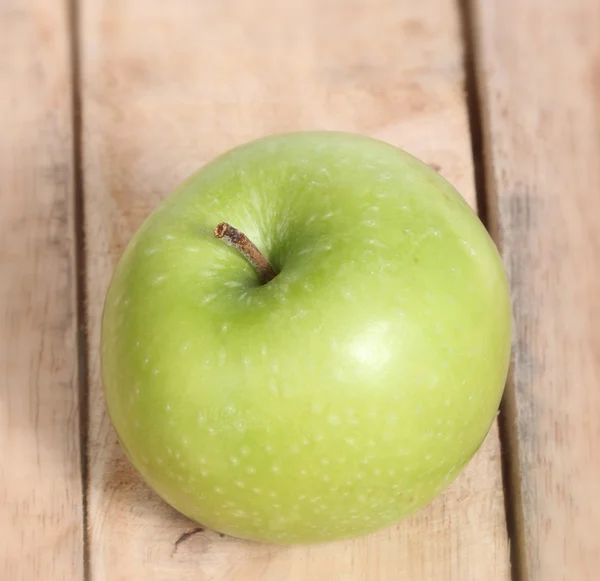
[[0, 1, 84, 579], [471, 0, 600, 578], [81, 1, 510, 579]]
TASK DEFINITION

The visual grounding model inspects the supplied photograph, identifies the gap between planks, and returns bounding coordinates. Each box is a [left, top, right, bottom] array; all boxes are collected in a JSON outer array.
[[457, 0, 526, 579], [67, 0, 91, 578]]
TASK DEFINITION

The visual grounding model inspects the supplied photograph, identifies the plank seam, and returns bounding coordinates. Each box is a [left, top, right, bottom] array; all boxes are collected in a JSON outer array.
[[67, 0, 90, 579], [456, 1, 528, 580]]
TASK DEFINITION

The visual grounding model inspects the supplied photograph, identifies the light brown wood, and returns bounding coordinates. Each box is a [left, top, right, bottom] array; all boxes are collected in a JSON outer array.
[[0, 1, 84, 580], [81, 1, 511, 579], [471, 0, 600, 579]]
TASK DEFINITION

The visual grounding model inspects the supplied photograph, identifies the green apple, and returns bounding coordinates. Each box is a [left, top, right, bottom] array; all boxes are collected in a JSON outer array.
[[101, 131, 511, 544]]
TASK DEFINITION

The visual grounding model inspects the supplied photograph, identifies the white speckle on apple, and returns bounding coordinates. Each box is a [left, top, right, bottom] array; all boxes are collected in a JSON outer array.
[[218, 350, 227, 367], [252, 488, 262, 494], [345, 438, 356, 447], [221, 323, 228, 334], [230, 456, 239, 466], [144, 248, 158, 256], [197, 413, 205, 425], [271, 464, 280, 473], [202, 293, 217, 304], [153, 275, 166, 285], [234, 480, 245, 489], [214, 487, 224, 494], [300, 469, 307, 476], [240, 446, 250, 456], [327, 414, 341, 426], [323, 475, 331, 482], [311, 402, 324, 414], [165, 403, 171, 411], [245, 467, 256, 475], [268, 491, 277, 498]]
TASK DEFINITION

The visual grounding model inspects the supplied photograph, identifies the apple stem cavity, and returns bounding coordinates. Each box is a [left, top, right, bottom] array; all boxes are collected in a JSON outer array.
[[214, 222, 278, 284]]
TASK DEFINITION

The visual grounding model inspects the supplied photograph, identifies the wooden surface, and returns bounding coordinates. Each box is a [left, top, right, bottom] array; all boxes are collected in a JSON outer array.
[[471, 0, 600, 579], [1, 0, 599, 579], [0, 1, 84, 580]]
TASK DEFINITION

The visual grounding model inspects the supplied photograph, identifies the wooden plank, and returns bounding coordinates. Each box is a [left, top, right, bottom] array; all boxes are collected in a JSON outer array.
[[81, 1, 511, 579], [471, 0, 600, 579], [0, 1, 84, 580]]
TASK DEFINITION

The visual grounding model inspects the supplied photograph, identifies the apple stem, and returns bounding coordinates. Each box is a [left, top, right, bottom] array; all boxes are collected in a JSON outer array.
[[214, 222, 278, 284]]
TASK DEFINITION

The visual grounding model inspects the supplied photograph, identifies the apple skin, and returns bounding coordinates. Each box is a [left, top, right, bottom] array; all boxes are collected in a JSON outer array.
[[101, 131, 511, 544]]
